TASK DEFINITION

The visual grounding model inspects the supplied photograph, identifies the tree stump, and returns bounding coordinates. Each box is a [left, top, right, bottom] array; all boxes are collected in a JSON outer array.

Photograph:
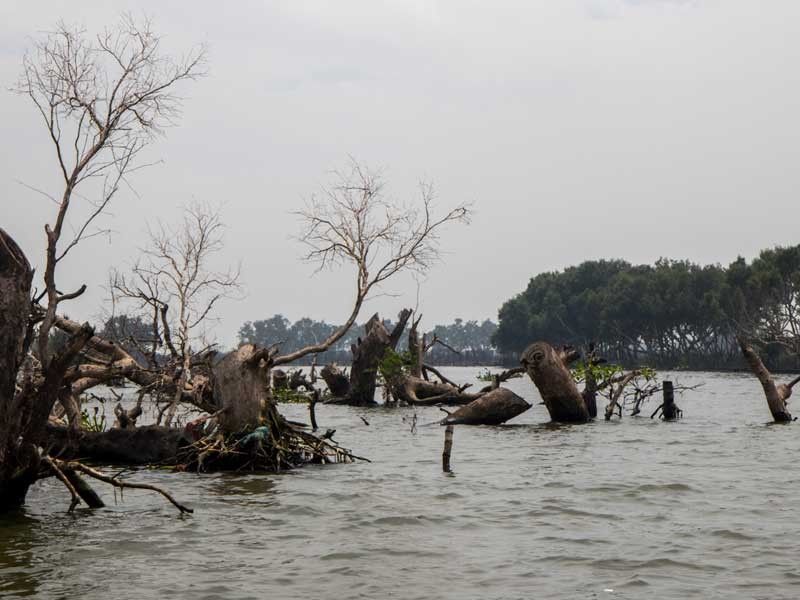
[[213, 344, 273, 432], [521, 341, 589, 422], [0, 228, 37, 509], [347, 310, 411, 405]]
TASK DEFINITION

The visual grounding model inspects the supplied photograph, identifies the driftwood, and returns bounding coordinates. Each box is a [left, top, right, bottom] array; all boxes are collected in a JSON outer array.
[[738, 337, 798, 423], [521, 341, 588, 422], [440, 388, 531, 425], [392, 375, 482, 406]]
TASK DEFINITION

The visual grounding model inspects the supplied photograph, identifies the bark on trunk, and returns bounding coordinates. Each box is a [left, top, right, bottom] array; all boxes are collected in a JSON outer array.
[[521, 341, 589, 422], [45, 423, 191, 464], [408, 314, 424, 378], [738, 337, 795, 423], [440, 388, 531, 425], [0, 228, 36, 509], [346, 310, 411, 405], [213, 343, 273, 432]]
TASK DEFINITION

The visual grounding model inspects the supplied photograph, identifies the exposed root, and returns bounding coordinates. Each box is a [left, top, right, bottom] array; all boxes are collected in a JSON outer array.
[[175, 417, 369, 473], [42, 456, 80, 512], [48, 457, 193, 514]]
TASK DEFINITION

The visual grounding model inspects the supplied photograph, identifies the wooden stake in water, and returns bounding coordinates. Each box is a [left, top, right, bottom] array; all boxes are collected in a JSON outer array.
[[442, 425, 454, 473]]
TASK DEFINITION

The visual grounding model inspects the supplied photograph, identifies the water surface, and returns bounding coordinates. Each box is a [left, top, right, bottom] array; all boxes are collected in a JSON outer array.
[[1, 369, 798, 599]]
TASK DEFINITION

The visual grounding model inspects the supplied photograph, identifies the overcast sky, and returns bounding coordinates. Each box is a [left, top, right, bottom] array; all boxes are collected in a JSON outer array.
[[2, 0, 798, 347]]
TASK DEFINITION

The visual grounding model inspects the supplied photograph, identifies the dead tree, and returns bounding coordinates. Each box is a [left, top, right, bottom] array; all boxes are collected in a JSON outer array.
[[0, 16, 203, 511], [521, 342, 588, 422], [738, 337, 798, 422], [111, 201, 241, 427]]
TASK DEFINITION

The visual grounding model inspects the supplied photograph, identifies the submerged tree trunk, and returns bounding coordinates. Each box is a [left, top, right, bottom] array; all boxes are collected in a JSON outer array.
[[439, 388, 531, 425], [521, 341, 589, 423], [213, 343, 274, 432], [346, 310, 411, 405], [738, 337, 797, 423], [0, 228, 36, 509]]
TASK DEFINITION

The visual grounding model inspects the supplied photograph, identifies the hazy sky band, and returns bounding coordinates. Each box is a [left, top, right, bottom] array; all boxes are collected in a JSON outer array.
[[2, 0, 797, 345]]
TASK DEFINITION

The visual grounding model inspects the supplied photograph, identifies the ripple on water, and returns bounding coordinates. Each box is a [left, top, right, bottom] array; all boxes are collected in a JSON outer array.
[[7, 370, 800, 599]]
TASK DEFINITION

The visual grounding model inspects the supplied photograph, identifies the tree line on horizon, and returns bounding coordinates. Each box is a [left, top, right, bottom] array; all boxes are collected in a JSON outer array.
[[237, 316, 500, 366], [91, 243, 800, 371], [493, 244, 800, 370]]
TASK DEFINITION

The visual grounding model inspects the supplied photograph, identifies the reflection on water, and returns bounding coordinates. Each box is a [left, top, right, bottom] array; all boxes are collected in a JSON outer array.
[[3, 369, 800, 599]]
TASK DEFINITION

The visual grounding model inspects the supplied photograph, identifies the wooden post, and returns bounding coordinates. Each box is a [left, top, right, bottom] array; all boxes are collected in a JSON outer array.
[[442, 425, 454, 472], [308, 389, 319, 432], [661, 381, 680, 421]]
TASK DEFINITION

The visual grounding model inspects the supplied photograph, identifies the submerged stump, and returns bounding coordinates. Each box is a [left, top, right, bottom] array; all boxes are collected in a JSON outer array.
[[440, 388, 531, 426], [521, 341, 589, 423]]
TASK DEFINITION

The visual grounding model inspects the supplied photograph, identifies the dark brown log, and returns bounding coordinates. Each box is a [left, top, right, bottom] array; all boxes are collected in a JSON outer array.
[[272, 369, 289, 390], [347, 309, 411, 405], [321, 364, 351, 397], [408, 313, 424, 378], [440, 388, 531, 426], [63, 467, 105, 508], [0, 228, 37, 509], [45, 423, 192, 464], [661, 381, 681, 420], [308, 389, 320, 432], [738, 337, 795, 423], [521, 341, 589, 423]]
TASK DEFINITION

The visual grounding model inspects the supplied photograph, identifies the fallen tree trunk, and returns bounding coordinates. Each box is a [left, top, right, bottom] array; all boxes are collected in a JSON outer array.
[[392, 375, 482, 406], [738, 337, 797, 423], [521, 341, 589, 422], [46, 423, 192, 464], [440, 388, 531, 425]]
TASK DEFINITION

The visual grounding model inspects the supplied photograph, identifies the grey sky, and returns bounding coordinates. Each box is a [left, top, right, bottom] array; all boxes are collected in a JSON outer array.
[[2, 0, 798, 347]]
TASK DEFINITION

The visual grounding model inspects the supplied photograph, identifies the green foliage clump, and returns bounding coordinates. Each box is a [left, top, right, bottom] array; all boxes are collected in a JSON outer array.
[[81, 406, 106, 432], [273, 387, 312, 404], [378, 348, 414, 383]]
